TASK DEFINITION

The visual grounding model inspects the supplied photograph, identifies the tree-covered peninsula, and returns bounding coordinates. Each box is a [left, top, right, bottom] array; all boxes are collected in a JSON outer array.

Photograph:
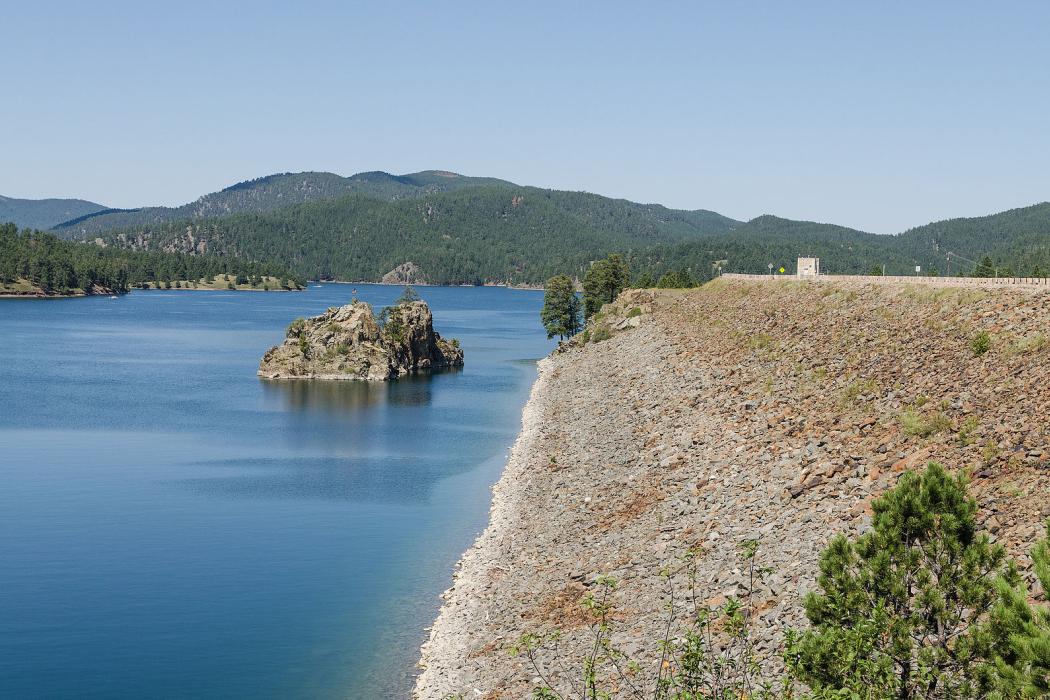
[[0, 223, 304, 296]]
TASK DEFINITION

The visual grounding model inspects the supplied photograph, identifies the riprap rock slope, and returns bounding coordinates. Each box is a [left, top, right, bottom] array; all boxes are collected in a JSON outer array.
[[415, 279, 1050, 698]]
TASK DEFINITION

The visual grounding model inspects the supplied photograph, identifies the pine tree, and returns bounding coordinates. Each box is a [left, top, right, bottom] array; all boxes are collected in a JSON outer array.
[[974, 255, 996, 278], [787, 462, 1010, 699], [983, 523, 1050, 697], [582, 254, 630, 319], [656, 270, 684, 288], [396, 285, 422, 304], [540, 275, 581, 340]]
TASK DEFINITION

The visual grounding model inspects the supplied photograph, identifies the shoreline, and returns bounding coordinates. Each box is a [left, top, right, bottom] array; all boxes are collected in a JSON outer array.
[[134, 287, 303, 292], [0, 292, 93, 299], [413, 356, 553, 696], [2, 281, 535, 300], [1, 286, 303, 299], [315, 279, 544, 291]]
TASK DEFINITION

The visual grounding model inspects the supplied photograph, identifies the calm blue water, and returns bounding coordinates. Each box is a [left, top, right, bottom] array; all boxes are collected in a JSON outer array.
[[0, 284, 553, 698]]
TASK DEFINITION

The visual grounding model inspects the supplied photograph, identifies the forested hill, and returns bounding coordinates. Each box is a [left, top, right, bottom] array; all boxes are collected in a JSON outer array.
[[636, 203, 1050, 281], [39, 168, 1050, 283], [0, 195, 107, 230], [633, 215, 908, 279], [95, 185, 741, 285], [895, 201, 1050, 273], [1, 223, 302, 297], [51, 170, 521, 238]]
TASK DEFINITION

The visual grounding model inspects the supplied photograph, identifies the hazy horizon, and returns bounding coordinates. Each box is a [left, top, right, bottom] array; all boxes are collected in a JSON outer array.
[[4, 2, 1049, 234]]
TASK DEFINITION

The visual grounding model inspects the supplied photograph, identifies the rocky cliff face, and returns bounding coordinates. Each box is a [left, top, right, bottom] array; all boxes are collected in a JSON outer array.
[[258, 299, 463, 381], [381, 261, 426, 285], [415, 278, 1050, 699]]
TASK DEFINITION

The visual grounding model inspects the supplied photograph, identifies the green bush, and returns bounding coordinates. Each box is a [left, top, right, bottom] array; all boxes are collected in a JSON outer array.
[[840, 378, 879, 405], [380, 308, 406, 343], [971, 331, 992, 356], [747, 333, 774, 350], [590, 327, 611, 343], [899, 408, 953, 437], [287, 318, 307, 337], [958, 415, 980, 446], [1006, 333, 1047, 356], [323, 343, 350, 358]]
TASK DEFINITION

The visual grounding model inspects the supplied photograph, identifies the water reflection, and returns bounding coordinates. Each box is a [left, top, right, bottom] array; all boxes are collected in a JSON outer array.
[[259, 369, 461, 413], [260, 378, 391, 413], [257, 372, 467, 455], [176, 455, 453, 503]]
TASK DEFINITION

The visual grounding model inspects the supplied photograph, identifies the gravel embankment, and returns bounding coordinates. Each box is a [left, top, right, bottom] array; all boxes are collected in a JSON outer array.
[[415, 280, 1050, 699]]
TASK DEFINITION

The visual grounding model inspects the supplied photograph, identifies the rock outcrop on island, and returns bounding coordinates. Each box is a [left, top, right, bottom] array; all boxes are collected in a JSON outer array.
[[258, 298, 463, 381], [381, 262, 426, 285]]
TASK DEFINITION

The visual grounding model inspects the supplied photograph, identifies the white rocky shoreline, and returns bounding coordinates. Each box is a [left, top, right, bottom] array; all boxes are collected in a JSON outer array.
[[414, 356, 554, 696]]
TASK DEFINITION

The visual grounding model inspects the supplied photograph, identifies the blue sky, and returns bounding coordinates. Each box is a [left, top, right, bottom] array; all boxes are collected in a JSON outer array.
[[3, 1, 1048, 233]]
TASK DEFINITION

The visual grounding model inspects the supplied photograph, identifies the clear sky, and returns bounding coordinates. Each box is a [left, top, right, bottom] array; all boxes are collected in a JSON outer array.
[[3, 1, 1048, 233]]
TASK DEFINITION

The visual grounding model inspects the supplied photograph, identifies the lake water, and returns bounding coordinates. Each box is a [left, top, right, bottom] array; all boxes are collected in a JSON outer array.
[[0, 284, 553, 698]]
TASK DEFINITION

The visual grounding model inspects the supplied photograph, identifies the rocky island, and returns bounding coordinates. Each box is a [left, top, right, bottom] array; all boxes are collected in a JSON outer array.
[[258, 294, 463, 381]]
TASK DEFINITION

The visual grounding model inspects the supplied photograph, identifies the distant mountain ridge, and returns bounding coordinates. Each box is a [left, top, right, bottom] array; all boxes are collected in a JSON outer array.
[[94, 184, 741, 285], [50, 170, 522, 237], [0, 195, 107, 230], [8, 169, 1050, 283]]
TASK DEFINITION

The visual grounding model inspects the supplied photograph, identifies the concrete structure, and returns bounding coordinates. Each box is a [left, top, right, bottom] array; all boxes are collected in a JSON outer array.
[[723, 272, 1050, 289], [797, 257, 820, 278]]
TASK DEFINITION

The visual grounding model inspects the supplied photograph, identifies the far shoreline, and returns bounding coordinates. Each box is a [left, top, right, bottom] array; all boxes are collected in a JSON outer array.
[[1, 280, 544, 300], [0, 287, 303, 299], [316, 279, 544, 291]]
